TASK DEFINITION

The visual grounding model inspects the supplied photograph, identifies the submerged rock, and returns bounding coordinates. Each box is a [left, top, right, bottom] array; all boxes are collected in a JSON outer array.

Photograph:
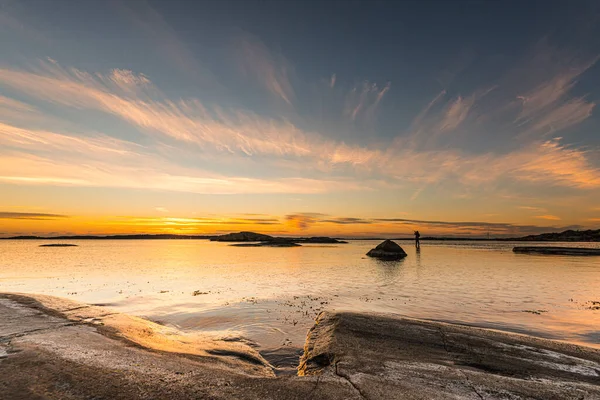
[[513, 246, 600, 256], [366, 240, 407, 260]]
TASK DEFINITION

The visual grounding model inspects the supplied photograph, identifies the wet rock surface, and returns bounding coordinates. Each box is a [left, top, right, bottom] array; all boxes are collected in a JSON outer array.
[[513, 246, 600, 256], [366, 240, 408, 260], [2, 293, 600, 399]]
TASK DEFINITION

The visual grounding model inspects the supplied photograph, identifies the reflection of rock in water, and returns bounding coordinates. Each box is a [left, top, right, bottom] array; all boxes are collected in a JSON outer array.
[[374, 257, 405, 282]]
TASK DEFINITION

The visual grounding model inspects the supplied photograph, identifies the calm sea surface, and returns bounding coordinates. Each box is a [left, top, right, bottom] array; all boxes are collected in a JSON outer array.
[[1, 239, 599, 361]]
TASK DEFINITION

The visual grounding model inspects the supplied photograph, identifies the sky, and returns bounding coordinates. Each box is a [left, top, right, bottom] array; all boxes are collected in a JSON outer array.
[[1, 0, 600, 238]]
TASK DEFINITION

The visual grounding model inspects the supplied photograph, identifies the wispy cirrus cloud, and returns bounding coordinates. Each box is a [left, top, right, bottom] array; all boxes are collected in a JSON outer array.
[[525, 97, 595, 136], [343, 81, 391, 122], [516, 55, 598, 122], [437, 94, 475, 132], [514, 50, 598, 137], [236, 34, 295, 105], [112, 216, 280, 227], [0, 60, 363, 162], [0, 95, 35, 113], [0, 212, 68, 220], [112, 1, 219, 86], [0, 121, 373, 194], [1, 56, 599, 199]]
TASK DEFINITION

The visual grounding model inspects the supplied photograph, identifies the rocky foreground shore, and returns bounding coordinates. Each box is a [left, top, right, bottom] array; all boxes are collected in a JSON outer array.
[[1, 293, 599, 399]]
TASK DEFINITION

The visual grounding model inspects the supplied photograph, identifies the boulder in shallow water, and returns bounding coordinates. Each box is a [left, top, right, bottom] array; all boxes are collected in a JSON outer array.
[[366, 240, 407, 260]]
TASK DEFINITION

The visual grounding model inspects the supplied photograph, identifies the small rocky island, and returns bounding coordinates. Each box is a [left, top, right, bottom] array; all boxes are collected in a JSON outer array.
[[230, 238, 301, 247], [513, 246, 600, 256], [212, 232, 347, 246], [210, 231, 275, 242], [366, 240, 407, 260]]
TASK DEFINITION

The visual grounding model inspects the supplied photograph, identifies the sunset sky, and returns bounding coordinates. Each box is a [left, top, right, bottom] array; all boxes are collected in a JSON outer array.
[[1, 0, 600, 238]]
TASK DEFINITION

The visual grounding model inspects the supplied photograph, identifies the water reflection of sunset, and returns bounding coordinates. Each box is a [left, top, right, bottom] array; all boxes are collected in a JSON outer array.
[[2, 240, 598, 350]]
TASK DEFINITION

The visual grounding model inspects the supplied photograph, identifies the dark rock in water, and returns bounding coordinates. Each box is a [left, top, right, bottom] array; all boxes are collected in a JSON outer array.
[[210, 231, 274, 242], [230, 241, 301, 247], [513, 246, 600, 256], [298, 237, 348, 244], [366, 240, 407, 260], [212, 232, 347, 245], [39, 244, 78, 247]]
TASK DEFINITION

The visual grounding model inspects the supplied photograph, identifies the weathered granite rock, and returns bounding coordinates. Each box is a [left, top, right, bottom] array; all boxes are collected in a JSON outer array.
[[210, 231, 274, 242], [2, 293, 599, 399], [0, 293, 357, 400], [366, 240, 407, 260], [513, 246, 600, 256], [300, 312, 600, 399]]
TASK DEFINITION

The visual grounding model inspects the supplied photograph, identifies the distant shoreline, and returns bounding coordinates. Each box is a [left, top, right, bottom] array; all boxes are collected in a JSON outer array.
[[1, 234, 599, 242]]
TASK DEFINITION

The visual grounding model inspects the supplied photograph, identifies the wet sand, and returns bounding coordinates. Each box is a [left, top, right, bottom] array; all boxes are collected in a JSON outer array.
[[1, 292, 599, 399]]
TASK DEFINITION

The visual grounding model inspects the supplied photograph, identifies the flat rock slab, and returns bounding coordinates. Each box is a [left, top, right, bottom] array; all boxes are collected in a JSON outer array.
[[2, 293, 600, 399], [0, 293, 357, 400], [300, 312, 600, 399], [513, 246, 600, 256]]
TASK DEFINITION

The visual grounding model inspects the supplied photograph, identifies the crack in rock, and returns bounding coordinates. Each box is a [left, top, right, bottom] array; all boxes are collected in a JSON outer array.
[[334, 361, 368, 400], [438, 327, 486, 400], [306, 374, 321, 400], [0, 323, 77, 341]]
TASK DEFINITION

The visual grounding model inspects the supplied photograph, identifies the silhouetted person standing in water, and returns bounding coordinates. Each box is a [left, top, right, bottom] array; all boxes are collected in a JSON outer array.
[[414, 230, 420, 249]]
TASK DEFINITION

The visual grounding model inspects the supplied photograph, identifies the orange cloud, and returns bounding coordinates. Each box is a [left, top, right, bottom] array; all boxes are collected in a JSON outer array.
[[534, 215, 561, 220]]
